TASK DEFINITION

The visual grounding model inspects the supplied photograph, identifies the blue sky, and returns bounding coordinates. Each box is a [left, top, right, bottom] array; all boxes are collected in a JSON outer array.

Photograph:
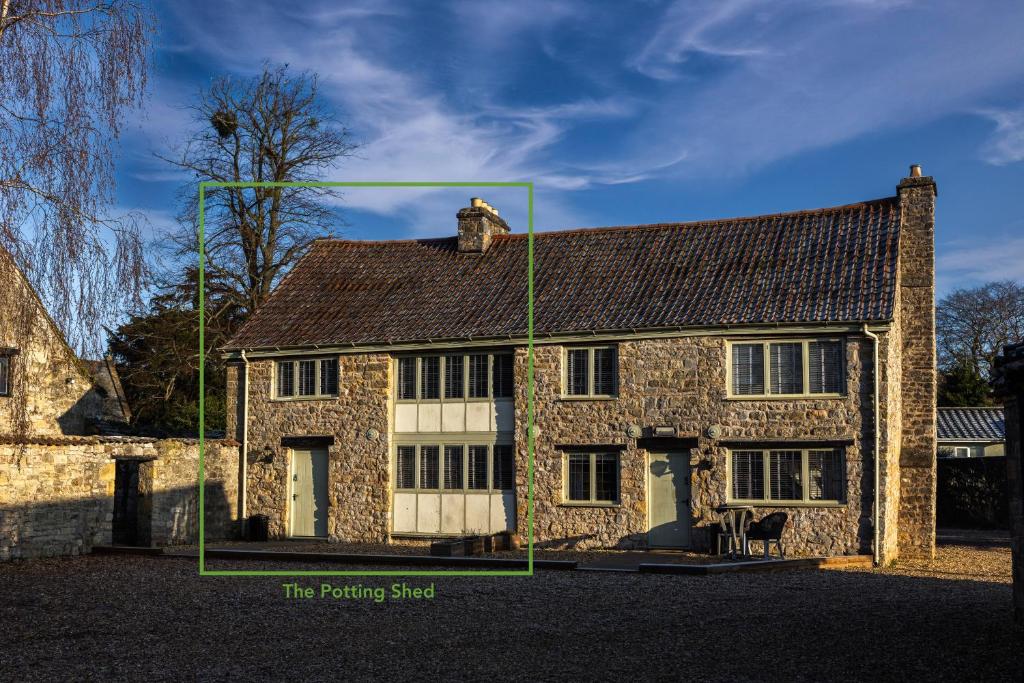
[[115, 0, 1024, 295]]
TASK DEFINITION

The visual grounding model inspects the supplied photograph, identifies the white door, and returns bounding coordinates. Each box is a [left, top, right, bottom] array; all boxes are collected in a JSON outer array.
[[290, 448, 329, 537], [648, 451, 691, 548]]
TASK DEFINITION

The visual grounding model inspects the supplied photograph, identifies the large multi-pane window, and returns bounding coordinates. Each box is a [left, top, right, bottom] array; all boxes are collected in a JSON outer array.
[[729, 448, 844, 503], [275, 358, 339, 399], [564, 346, 617, 397], [394, 443, 515, 492], [564, 451, 619, 504], [0, 354, 10, 396], [729, 339, 844, 397], [395, 352, 514, 401]]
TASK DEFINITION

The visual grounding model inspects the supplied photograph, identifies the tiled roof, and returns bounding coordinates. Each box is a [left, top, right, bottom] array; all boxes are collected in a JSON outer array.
[[937, 407, 1005, 441], [225, 197, 901, 350]]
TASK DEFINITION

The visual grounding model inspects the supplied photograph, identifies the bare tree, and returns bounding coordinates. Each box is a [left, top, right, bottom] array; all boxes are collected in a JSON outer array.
[[0, 1, 154, 353], [161, 64, 358, 315], [937, 280, 1024, 378]]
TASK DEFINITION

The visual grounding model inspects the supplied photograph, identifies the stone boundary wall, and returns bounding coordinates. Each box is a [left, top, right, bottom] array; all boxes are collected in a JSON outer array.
[[0, 437, 239, 561]]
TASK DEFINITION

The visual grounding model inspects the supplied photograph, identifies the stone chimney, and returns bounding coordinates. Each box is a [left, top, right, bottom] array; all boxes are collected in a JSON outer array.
[[457, 197, 509, 253], [896, 163, 938, 560]]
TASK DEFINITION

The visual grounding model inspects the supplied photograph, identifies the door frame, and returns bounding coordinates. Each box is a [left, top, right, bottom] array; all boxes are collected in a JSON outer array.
[[645, 449, 693, 549]]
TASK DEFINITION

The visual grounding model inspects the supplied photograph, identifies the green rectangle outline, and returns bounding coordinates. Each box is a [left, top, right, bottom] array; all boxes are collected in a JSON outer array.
[[198, 180, 535, 577]]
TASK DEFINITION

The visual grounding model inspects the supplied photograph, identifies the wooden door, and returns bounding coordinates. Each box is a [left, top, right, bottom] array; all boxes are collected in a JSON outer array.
[[290, 448, 329, 537], [648, 451, 691, 548]]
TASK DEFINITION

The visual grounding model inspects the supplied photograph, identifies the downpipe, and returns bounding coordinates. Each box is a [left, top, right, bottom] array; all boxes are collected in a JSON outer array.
[[862, 325, 881, 566], [240, 350, 249, 535]]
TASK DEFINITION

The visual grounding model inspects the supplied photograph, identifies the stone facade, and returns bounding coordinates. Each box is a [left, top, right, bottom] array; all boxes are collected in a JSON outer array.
[[227, 354, 391, 541], [0, 250, 106, 437], [0, 437, 238, 560]]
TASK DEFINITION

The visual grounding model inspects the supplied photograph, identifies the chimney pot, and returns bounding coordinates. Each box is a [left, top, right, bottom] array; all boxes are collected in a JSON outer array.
[[910, 164, 922, 178], [471, 197, 484, 208]]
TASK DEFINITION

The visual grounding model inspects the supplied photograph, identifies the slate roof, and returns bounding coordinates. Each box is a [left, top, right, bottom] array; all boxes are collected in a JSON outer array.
[[937, 407, 1005, 442], [225, 197, 901, 350]]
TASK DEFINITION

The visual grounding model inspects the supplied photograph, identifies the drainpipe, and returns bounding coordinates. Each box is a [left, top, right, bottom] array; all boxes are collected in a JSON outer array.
[[862, 325, 881, 566], [239, 350, 249, 533]]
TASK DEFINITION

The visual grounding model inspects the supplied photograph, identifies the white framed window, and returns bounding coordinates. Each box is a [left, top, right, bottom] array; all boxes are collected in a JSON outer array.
[[564, 451, 619, 504], [953, 446, 972, 458], [728, 339, 844, 398], [728, 447, 845, 504], [394, 442, 515, 492], [394, 352, 514, 402], [275, 358, 338, 399], [563, 346, 617, 398], [0, 354, 10, 396]]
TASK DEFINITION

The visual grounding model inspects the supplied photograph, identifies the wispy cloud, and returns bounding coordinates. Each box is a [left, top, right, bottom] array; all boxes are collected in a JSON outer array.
[[938, 232, 1024, 293], [978, 107, 1024, 165]]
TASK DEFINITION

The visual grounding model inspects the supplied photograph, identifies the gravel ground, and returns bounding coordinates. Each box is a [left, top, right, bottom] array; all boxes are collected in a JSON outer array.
[[1, 544, 1020, 681]]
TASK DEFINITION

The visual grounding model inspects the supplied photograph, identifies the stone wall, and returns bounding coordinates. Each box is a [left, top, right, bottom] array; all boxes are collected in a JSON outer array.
[[994, 343, 1024, 627], [897, 174, 938, 559], [238, 355, 391, 541], [514, 335, 877, 555], [0, 250, 104, 436], [0, 437, 238, 560]]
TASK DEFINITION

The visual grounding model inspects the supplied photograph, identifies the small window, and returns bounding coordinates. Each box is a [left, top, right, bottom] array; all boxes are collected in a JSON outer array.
[[492, 354, 514, 398], [492, 445, 514, 490], [421, 356, 440, 399], [396, 446, 416, 489], [729, 339, 845, 397], [276, 358, 338, 399], [468, 445, 489, 490], [397, 357, 416, 400], [730, 448, 844, 503], [565, 451, 619, 504], [444, 356, 464, 399], [468, 354, 489, 398], [953, 446, 972, 458], [443, 445, 464, 489], [564, 346, 617, 398], [420, 445, 440, 489], [0, 355, 10, 396]]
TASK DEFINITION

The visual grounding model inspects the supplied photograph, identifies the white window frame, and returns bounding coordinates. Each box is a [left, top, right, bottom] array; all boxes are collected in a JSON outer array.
[[726, 447, 846, 505], [726, 338, 846, 399], [393, 352, 514, 403], [562, 451, 620, 505], [273, 357, 339, 400], [561, 346, 618, 399], [0, 354, 11, 397], [953, 446, 972, 458], [392, 441, 515, 493]]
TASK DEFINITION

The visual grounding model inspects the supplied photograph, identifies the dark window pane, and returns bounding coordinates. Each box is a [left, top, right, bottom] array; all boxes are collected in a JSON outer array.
[[0, 356, 8, 396], [567, 453, 590, 501], [397, 358, 416, 400], [277, 362, 294, 397], [444, 356, 464, 399], [443, 445, 464, 490], [396, 446, 416, 489], [732, 344, 764, 395], [468, 354, 488, 398], [492, 445, 514, 491], [769, 450, 803, 501], [567, 349, 589, 396], [298, 360, 316, 396], [320, 359, 338, 395], [421, 356, 440, 399], [808, 341, 843, 394], [594, 453, 618, 502], [769, 343, 803, 394], [731, 450, 764, 500], [593, 348, 616, 395], [419, 446, 439, 489], [492, 354, 514, 398], [809, 449, 843, 501], [468, 445, 489, 490]]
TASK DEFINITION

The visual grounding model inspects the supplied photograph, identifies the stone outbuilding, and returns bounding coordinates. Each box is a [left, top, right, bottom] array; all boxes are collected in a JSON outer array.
[[224, 166, 939, 564]]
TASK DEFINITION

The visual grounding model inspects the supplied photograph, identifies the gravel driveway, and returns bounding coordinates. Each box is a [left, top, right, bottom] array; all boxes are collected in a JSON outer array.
[[1, 544, 1020, 681]]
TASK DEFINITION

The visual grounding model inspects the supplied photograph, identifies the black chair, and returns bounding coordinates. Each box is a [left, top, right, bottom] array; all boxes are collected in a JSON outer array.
[[744, 512, 788, 559]]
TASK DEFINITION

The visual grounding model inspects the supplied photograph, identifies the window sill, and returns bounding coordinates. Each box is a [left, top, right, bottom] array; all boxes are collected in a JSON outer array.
[[395, 398, 503, 404], [724, 394, 845, 401], [558, 395, 618, 402], [394, 489, 514, 495], [558, 501, 621, 508], [271, 395, 338, 403], [726, 501, 847, 508]]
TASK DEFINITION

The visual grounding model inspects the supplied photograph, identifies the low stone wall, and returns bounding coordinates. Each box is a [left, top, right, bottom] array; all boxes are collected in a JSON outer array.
[[0, 436, 239, 561]]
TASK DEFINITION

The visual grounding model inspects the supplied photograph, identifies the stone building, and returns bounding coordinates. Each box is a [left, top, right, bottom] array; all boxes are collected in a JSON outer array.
[[224, 167, 938, 563], [993, 342, 1024, 626]]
